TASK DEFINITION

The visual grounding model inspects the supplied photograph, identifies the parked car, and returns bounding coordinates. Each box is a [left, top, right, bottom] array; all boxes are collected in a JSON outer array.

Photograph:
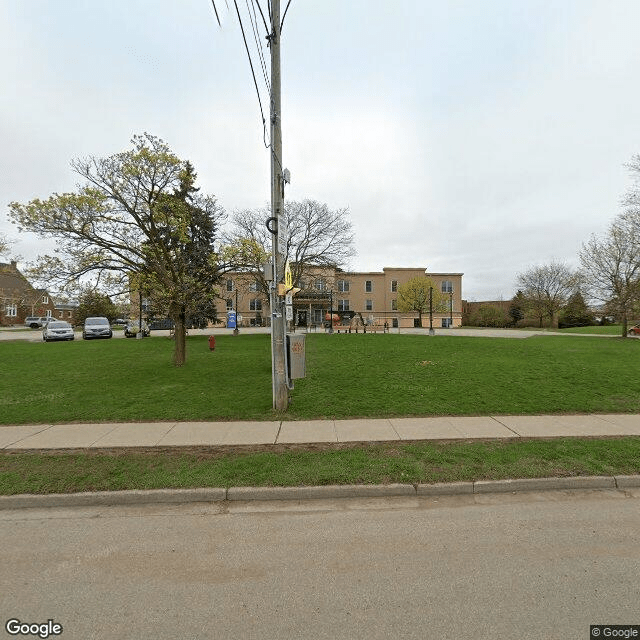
[[43, 320, 75, 342], [628, 325, 640, 336], [82, 317, 113, 340], [24, 316, 50, 329], [124, 319, 150, 338]]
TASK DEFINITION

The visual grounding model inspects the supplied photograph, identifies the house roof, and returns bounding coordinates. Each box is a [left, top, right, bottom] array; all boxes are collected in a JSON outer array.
[[0, 262, 30, 294]]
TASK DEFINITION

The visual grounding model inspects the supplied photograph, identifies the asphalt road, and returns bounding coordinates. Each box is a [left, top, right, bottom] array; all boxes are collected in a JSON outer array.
[[2, 489, 639, 640]]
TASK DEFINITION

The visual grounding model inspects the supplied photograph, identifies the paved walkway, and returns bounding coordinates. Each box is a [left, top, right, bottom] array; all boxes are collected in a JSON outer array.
[[2, 413, 640, 450]]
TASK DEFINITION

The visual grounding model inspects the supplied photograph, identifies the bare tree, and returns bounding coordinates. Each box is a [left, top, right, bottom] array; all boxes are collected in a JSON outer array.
[[621, 154, 640, 213], [516, 261, 577, 328], [225, 199, 355, 300], [579, 211, 640, 336]]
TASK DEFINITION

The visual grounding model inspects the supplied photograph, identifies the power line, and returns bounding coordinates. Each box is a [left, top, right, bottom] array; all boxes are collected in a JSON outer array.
[[252, 0, 270, 35], [232, 0, 269, 147], [247, 0, 271, 94], [210, 0, 221, 26], [281, 0, 292, 32]]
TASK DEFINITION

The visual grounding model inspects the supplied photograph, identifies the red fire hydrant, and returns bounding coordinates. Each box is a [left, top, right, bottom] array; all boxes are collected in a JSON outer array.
[[208, 335, 216, 351]]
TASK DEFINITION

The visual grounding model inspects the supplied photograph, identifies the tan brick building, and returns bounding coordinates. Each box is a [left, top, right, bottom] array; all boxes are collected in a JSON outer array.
[[218, 266, 463, 329]]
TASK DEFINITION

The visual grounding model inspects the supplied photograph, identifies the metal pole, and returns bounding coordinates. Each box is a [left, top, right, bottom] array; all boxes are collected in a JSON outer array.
[[328, 290, 334, 333], [450, 291, 453, 327], [269, 0, 288, 410], [234, 289, 239, 336], [429, 286, 434, 335], [137, 290, 143, 339]]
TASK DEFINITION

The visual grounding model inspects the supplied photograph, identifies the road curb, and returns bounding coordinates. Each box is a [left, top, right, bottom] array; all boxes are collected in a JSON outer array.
[[227, 483, 415, 501], [0, 487, 227, 510], [0, 476, 638, 510], [474, 475, 616, 493]]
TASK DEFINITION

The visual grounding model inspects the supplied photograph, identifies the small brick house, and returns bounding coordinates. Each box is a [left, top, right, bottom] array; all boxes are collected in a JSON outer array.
[[0, 261, 58, 326]]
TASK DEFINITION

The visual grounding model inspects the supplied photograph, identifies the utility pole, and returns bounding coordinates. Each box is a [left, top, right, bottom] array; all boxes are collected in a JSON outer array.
[[269, 0, 288, 411]]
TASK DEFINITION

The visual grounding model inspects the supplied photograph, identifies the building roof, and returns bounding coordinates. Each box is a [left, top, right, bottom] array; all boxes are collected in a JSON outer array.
[[0, 262, 29, 293]]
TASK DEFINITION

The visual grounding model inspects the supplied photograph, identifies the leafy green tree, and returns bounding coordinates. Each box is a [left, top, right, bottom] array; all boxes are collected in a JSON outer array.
[[396, 277, 448, 327], [9, 134, 224, 365], [508, 290, 527, 326], [558, 291, 593, 328], [74, 289, 118, 326]]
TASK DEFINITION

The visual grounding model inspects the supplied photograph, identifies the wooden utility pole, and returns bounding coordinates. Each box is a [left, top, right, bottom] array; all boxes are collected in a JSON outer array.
[[269, 0, 288, 410]]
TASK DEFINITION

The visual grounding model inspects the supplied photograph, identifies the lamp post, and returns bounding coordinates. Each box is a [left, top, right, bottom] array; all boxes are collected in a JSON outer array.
[[233, 289, 239, 336], [137, 290, 143, 340], [450, 291, 453, 327], [428, 286, 435, 335], [328, 290, 334, 334]]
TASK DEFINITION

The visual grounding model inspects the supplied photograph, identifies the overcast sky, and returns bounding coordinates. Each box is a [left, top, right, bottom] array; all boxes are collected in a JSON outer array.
[[1, 0, 640, 300]]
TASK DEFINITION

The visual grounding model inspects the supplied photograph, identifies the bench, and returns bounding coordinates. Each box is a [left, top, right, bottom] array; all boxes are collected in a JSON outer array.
[[332, 325, 385, 334]]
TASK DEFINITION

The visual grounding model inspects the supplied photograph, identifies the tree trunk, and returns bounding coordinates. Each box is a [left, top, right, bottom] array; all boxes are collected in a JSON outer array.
[[621, 309, 628, 338], [172, 306, 187, 366]]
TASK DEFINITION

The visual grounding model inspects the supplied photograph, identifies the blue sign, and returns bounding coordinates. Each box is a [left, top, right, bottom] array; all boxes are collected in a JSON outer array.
[[227, 311, 237, 329]]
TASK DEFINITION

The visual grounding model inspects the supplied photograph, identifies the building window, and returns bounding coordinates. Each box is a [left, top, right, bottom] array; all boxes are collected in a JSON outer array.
[[441, 280, 453, 293], [391, 299, 397, 311], [226, 279, 234, 292], [226, 299, 233, 310], [42, 295, 48, 304], [315, 279, 326, 291], [249, 281, 259, 292], [338, 299, 349, 312], [250, 299, 262, 311], [365, 299, 373, 311], [337, 279, 350, 293], [365, 280, 373, 293], [391, 280, 398, 292], [442, 318, 452, 328], [313, 309, 323, 324], [5, 304, 17, 317]]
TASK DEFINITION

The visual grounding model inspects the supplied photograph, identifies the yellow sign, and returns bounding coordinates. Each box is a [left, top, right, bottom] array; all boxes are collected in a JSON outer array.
[[284, 261, 293, 289]]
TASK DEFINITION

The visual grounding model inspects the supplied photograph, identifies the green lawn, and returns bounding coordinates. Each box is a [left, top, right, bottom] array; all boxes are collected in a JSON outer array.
[[557, 325, 624, 335], [1, 333, 640, 424], [2, 437, 639, 495]]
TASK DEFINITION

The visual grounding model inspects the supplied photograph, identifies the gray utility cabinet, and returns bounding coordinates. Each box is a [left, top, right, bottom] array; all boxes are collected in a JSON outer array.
[[286, 334, 306, 380]]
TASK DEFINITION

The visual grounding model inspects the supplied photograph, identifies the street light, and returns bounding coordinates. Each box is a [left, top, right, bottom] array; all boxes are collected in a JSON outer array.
[[429, 286, 435, 335], [328, 290, 334, 334], [137, 290, 143, 340], [233, 289, 239, 336], [450, 291, 453, 327]]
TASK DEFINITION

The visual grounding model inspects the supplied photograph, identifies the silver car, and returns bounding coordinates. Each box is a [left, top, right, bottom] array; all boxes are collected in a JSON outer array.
[[82, 317, 113, 340], [43, 320, 75, 342]]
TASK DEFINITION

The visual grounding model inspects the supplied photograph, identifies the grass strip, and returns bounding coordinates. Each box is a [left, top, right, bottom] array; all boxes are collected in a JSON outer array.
[[2, 334, 640, 424], [1, 437, 639, 495]]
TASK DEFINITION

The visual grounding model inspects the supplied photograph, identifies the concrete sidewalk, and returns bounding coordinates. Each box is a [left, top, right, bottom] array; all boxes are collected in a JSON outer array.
[[2, 413, 640, 450]]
